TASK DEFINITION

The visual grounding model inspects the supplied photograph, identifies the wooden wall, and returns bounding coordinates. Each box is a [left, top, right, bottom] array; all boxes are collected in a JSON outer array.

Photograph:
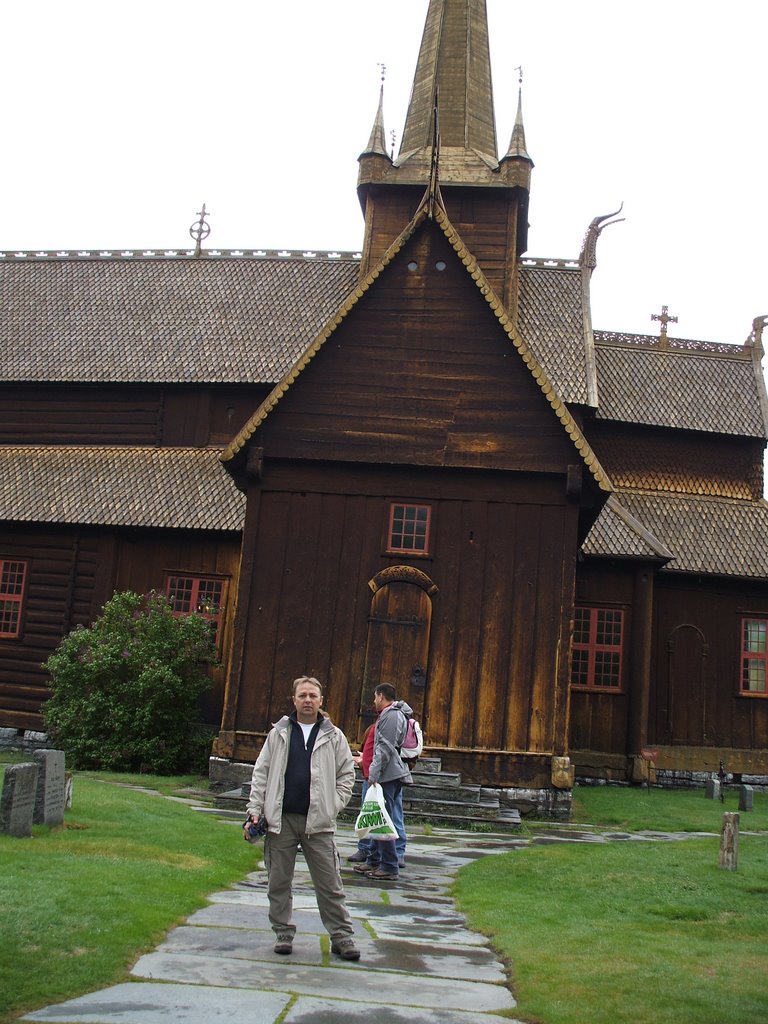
[[360, 186, 523, 313], [0, 383, 266, 447], [569, 560, 634, 756], [0, 524, 241, 730], [221, 461, 580, 778], [650, 574, 768, 755], [571, 560, 768, 773], [259, 222, 576, 475]]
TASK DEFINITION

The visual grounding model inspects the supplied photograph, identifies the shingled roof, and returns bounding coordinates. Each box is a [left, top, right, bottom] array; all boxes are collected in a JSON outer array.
[[584, 489, 768, 579], [518, 260, 595, 407], [0, 446, 245, 531], [0, 252, 360, 384], [594, 330, 768, 438]]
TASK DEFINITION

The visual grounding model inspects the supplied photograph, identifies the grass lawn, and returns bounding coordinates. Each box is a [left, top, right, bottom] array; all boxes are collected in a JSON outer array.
[[0, 761, 257, 1024], [455, 785, 768, 1024]]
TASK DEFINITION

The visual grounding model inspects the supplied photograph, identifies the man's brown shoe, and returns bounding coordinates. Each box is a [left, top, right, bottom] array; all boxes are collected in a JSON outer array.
[[331, 937, 361, 961], [274, 931, 293, 954]]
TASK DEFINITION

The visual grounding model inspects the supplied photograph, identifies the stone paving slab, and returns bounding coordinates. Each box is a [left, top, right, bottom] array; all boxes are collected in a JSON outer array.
[[130, 951, 516, 1013], [156, 924, 504, 982], [21, 983, 289, 1023], [187, 903, 329, 934], [283, 995, 523, 1024], [160, 925, 325, 965], [368, 918, 491, 946]]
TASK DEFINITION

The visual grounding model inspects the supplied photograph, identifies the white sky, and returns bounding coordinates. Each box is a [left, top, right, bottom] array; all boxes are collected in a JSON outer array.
[[1, 0, 766, 345]]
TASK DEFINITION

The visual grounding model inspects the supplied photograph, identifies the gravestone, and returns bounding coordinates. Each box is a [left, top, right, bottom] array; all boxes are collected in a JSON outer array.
[[738, 784, 754, 812], [0, 762, 39, 837], [718, 811, 739, 871], [705, 777, 720, 800], [33, 749, 66, 826]]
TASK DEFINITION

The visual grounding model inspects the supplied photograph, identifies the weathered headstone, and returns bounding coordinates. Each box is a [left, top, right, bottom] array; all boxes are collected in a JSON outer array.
[[64, 771, 73, 809], [705, 777, 720, 800], [719, 811, 739, 871], [33, 749, 66, 826], [738, 784, 754, 812], [0, 762, 39, 837]]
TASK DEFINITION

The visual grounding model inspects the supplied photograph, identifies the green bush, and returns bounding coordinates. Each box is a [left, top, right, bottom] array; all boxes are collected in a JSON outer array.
[[43, 591, 215, 774]]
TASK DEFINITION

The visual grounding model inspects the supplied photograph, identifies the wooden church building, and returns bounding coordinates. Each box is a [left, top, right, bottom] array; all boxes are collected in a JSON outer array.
[[1, 0, 767, 809]]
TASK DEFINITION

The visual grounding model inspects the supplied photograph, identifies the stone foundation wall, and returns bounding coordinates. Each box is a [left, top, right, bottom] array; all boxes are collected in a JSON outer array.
[[0, 729, 50, 754]]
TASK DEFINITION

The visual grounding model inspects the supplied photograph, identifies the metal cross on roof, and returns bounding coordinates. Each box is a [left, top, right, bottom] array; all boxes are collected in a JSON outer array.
[[652, 304, 678, 345], [189, 204, 211, 258]]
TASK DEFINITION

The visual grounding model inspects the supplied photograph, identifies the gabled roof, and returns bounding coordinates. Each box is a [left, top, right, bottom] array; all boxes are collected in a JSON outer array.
[[583, 488, 768, 579], [222, 198, 612, 493], [0, 251, 359, 384], [0, 446, 245, 531], [594, 330, 768, 438]]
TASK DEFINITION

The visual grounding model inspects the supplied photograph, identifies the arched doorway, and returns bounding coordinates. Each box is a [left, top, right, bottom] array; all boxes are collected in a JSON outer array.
[[664, 623, 709, 745], [358, 566, 438, 737]]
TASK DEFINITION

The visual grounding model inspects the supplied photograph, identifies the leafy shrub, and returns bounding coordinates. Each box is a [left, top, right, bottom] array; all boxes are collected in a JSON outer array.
[[43, 590, 215, 774]]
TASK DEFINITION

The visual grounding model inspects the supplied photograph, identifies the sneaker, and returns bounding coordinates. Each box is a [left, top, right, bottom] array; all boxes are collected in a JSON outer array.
[[274, 932, 293, 955], [347, 850, 369, 862], [331, 937, 361, 961]]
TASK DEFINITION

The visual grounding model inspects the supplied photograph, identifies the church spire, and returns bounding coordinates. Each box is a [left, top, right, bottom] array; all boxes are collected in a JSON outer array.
[[502, 88, 532, 164], [360, 80, 390, 160], [398, 0, 498, 171]]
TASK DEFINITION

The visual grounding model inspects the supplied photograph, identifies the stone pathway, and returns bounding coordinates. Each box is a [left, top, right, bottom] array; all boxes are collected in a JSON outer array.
[[21, 825, 527, 1024]]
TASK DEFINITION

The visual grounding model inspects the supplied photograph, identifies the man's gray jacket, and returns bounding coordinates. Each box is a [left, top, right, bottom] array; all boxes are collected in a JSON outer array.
[[368, 700, 414, 785]]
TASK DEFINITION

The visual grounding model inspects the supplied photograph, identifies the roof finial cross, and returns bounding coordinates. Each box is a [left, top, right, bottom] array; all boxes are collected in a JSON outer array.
[[189, 204, 211, 259], [515, 65, 523, 85], [652, 304, 677, 346]]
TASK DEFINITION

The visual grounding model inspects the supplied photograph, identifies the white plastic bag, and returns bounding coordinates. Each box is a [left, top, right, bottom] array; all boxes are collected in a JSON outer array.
[[354, 782, 397, 840]]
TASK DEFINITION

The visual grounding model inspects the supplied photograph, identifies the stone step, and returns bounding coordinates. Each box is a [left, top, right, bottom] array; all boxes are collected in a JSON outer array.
[[354, 782, 481, 805], [402, 795, 500, 820]]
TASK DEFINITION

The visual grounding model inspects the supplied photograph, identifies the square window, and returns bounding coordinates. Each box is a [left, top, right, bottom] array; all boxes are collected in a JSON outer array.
[[387, 503, 431, 555], [0, 559, 27, 639]]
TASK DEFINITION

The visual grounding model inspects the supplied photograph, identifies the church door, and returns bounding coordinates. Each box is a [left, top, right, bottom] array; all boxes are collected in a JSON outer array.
[[359, 567, 437, 739], [664, 624, 709, 745]]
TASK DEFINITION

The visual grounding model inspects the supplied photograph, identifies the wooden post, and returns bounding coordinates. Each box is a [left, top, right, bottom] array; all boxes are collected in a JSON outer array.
[[718, 812, 739, 871]]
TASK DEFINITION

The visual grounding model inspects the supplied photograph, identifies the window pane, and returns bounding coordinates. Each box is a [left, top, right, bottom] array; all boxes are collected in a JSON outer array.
[[0, 560, 26, 638], [389, 504, 430, 553], [743, 657, 767, 693], [0, 561, 26, 596], [0, 598, 21, 636], [572, 606, 623, 689], [167, 576, 194, 613], [196, 579, 223, 614], [594, 650, 621, 687], [744, 619, 766, 654], [571, 648, 589, 686], [573, 607, 590, 644]]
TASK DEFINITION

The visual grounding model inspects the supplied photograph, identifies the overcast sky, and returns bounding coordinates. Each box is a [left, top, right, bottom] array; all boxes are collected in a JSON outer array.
[[1, 1, 765, 346]]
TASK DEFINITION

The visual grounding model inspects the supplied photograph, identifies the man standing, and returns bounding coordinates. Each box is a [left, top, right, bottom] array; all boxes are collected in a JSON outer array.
[[353, 683, 412, 881], [243, 676, 360, 961]]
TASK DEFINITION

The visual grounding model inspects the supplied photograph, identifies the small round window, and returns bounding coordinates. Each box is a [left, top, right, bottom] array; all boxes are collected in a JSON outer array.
[[407, 260, 418, 272], [435, 260, 446, 271]]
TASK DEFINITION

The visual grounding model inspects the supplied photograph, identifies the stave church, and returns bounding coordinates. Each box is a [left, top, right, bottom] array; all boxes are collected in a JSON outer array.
[[1, 0, 767, 814]]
